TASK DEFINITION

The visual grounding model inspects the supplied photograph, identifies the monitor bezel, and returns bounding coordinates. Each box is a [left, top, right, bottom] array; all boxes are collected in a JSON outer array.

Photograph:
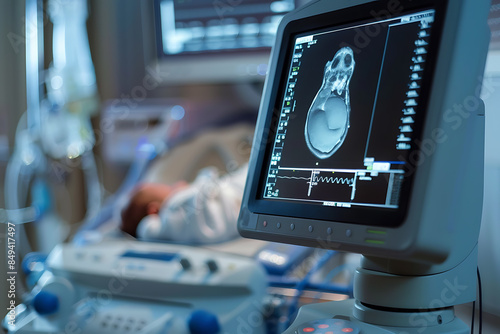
[[246, 0, 449, 228]]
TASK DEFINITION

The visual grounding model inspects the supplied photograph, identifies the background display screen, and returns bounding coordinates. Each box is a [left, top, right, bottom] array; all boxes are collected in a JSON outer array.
[[157, 0, 296, 55], [261, 9, 436, 211]]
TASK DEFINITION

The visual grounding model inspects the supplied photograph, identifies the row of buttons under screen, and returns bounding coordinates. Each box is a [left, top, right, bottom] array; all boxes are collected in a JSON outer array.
[[261, 220, 353, 238]]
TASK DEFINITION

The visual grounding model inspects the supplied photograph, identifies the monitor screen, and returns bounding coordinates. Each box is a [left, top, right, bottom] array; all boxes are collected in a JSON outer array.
[[156, 0, 295, 55], [247, 3, 445, 228], [151, 0, 301, 83], [490, 0, 500, 50]]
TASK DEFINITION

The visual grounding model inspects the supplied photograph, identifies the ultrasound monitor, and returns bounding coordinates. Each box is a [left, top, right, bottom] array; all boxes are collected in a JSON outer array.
[[239, 0, 489, 262], [238, 0, 491, 332]]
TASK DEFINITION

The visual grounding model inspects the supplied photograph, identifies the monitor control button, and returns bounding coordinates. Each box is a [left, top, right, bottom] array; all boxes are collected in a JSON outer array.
[[346, 229, 352, 237], [180, 258, 191, 270], [206, 260, 218, 273], [308, 225, 314, 233], [290, 223, 295, 231], [327, 227, 333, 235]]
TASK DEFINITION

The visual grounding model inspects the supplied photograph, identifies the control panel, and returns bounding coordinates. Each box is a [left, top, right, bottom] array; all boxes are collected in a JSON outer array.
[[5, 239, 268, 334]]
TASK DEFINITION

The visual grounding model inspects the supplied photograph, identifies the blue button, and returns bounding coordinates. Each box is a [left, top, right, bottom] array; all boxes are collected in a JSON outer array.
[[33, 291, 59, 315], [188, 310, 220, 334]]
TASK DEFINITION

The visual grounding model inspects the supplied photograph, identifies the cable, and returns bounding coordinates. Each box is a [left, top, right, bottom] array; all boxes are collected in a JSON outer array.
[[72, 142, 158, 243], [3, 115, 42, 297], [81, 151, 103, 221], [0, 208, 38, 224], [5, 153, 24, 211], [477, 268, 482, 334], [5, 113, 46, 216], [267, 276, 353, 296], [73, 111, 179, 243], [286, 250, 337, 326], [471, 300, 475, 334], [471, 267, 484, 334]]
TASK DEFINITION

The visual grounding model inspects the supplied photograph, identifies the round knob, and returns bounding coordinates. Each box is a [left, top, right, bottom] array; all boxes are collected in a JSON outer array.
[[188, 310, 221, 334], [33, 291, 59, 315]]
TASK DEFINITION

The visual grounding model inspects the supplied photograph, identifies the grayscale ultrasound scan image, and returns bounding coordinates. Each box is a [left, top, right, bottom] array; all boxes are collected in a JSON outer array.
[[304, 47, 355, 159]]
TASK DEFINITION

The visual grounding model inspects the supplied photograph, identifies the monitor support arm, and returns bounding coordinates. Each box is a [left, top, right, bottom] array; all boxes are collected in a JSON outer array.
[[283, 246, 478, 334]]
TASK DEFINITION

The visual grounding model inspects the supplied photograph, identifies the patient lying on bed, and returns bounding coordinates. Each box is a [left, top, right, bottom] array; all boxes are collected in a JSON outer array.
[[120, 165, 247, 244], [113, 122, 254, 245], [72, 122, 254, 246]]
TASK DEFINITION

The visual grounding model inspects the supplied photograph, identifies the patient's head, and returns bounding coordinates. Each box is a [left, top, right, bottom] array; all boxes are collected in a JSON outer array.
[[120, 182, 186, 237]]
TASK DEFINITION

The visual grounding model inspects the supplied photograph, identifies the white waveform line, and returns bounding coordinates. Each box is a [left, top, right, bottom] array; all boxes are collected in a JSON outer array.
[[277, 175, 355, 185], [277, 172, 356, 198], [312, 176, 354, 185], [276, 176, 310, 181], [307, 170, 357, 197]]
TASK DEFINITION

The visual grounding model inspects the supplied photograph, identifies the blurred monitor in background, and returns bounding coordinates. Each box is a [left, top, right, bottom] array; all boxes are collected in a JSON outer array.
[[489, 0, 500, 51], [142, 0, 308, 84]]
